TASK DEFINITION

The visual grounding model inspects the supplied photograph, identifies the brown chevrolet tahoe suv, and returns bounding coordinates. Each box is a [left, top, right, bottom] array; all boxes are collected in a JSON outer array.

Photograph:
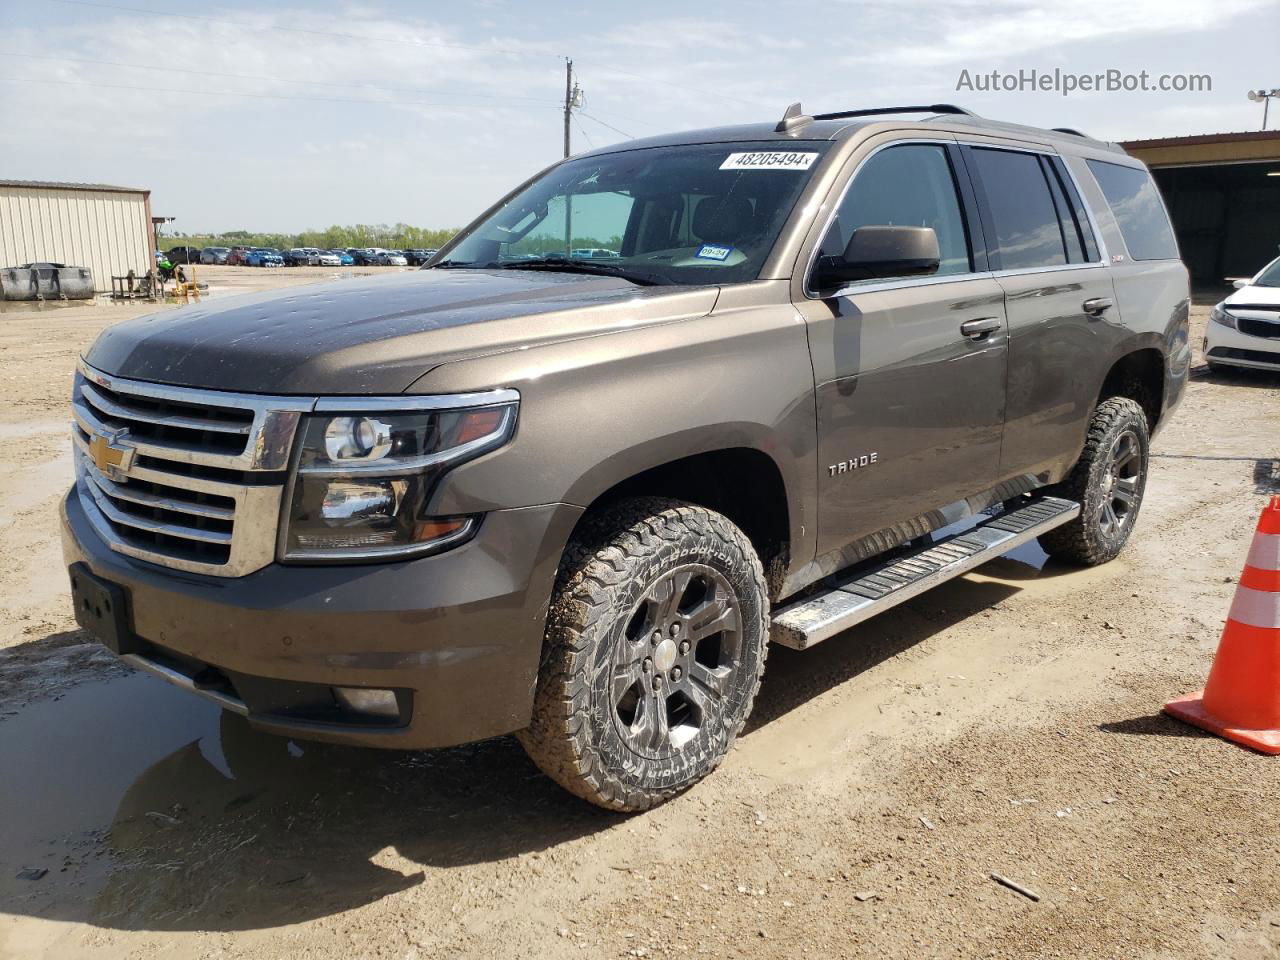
[[63, 103, 1190, 811]]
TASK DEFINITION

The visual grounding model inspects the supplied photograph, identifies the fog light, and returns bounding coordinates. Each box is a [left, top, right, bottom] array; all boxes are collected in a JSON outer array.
[[333, 686, 401, 719]]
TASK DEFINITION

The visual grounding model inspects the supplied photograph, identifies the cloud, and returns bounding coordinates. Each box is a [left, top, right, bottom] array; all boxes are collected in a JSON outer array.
[[839, 0, 1275, 66]]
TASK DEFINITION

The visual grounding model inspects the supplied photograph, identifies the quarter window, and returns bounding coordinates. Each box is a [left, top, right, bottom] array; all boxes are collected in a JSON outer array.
[[1086, 159, 1179, 261], [817, 143, 973, 283]]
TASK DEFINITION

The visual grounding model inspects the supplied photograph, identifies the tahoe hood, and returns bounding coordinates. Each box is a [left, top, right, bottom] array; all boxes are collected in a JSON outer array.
[[85, 269, 719, 394]]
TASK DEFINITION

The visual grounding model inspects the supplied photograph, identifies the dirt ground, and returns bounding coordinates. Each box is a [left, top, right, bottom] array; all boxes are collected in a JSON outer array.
[[1, 268, 1278, 959]]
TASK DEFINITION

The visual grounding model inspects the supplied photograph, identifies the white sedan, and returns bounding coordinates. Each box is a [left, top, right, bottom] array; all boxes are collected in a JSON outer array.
[[1205, 255, 1280, 373]]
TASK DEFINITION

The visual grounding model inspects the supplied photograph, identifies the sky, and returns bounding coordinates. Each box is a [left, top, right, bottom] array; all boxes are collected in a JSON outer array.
[[3, 0, 1277, 234]]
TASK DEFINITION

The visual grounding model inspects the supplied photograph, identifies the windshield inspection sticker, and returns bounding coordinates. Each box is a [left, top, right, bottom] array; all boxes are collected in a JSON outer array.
[[695, 244, 733, 261], [720, 151, 818, 171]]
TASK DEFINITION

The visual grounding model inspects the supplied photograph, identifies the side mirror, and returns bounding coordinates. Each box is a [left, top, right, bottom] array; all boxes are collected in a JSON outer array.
[[1232, 278, 1250, 290], [813, 225, 940, 290]]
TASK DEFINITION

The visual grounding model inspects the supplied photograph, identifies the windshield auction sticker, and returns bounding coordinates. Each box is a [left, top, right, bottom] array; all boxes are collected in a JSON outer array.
[[720, 151, 819, 171]]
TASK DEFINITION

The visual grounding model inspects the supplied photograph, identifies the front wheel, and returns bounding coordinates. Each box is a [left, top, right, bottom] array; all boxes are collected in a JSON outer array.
[[518, 498, 769, 812], [1039, 397, 1151, 565]]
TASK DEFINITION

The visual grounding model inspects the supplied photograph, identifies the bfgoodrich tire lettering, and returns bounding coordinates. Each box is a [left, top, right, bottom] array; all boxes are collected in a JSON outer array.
[[1038, 397, 1150, 565], [517, 498, 769, 812]]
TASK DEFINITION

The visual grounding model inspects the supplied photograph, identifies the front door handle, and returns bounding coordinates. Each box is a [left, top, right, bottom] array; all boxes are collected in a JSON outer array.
[[960, 317, 1002, 339], [1083, 297, 1114, 316]]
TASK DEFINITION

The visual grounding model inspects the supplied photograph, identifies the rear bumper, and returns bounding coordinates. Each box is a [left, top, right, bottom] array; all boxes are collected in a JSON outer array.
[[61, 490, 581, 749]]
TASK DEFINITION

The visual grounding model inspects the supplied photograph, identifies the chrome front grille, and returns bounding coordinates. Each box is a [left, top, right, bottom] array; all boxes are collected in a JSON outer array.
[[71, 363, 313, 577]]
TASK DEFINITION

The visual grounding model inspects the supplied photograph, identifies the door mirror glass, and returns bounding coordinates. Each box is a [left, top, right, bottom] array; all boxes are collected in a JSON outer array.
[[1232, 277, 1250, 289], [814, 225, 940, 288]]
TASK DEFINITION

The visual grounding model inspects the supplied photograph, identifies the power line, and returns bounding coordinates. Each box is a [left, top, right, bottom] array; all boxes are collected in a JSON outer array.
[[44, 0, 549, 57], [578, 111, 635, 140], [0, 75, 550, 110], [571, 113, 595, 149], [0, 51, 561, 105]]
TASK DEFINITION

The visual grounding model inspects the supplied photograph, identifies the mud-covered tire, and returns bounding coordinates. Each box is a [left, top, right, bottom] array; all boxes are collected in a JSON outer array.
[[517, 498, 769, 812], [1038, 397, 1150, 565]]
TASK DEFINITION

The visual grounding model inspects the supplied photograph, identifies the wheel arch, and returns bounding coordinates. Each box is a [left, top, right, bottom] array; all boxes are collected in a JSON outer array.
[[564, 438, 794, 600], [1097, 343, 1166, 431]]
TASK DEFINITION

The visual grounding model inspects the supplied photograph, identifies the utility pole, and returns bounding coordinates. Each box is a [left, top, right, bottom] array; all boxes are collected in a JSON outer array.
[[563, 58, 580, 159], [562, 58, 583, 255]]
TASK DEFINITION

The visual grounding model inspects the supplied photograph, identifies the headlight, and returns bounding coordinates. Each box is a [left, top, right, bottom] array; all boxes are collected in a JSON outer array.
[[1209, 305, 1238, 330], [281, 395, 517, 562]]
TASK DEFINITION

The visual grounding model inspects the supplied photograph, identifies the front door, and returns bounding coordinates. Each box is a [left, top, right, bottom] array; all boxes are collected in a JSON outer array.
[[794, 141, 1009, 567]]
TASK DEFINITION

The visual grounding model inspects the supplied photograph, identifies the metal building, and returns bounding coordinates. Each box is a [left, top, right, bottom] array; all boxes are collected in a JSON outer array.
[[1120, 131, 1280, 287], [0, 180, 154, 293]]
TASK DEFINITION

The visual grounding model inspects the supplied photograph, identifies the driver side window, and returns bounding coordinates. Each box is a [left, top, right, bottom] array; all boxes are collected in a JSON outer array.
[[819, 143, 972, 282]]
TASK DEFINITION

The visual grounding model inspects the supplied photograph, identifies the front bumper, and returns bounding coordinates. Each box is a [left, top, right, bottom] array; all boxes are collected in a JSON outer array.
[[1205, 321, 1280, 370], [61, 490, 582, 749]]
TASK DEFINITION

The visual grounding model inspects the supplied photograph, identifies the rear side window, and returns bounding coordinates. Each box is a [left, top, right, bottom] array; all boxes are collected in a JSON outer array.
[[1085, 160, 1178, 261], [966, 147, 1068, 270]]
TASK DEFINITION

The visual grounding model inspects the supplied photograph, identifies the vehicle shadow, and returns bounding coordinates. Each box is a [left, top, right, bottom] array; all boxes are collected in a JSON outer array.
[[1193, 362, 1280, 388], [1, 569, 1030, 934], [747, 576, 1022, 731]]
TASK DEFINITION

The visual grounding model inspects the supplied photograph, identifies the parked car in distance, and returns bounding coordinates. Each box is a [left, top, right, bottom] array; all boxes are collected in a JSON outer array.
[[225, 246, 252, 266], [312, 250, 343, 267], [375, 249, 408, 266], [570, 247, 621, 260], [345, 248, 378, 266], [245, 247, 284, 268], [165, 246, 202, 265], [1204, 254, 1280, 373], [283, 248, 316, 267], [327, 249, 355, 266], [404, 248, 437, 266], [200, 247, 230, 265]]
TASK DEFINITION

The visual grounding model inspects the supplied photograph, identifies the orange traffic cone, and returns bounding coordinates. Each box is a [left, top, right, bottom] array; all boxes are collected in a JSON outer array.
[[1165, 496, 1280, 753]]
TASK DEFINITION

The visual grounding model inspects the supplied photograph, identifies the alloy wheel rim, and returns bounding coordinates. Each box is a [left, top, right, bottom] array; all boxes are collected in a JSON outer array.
[[1098, 428, 1143, 537], [610, 564, 743, 760]]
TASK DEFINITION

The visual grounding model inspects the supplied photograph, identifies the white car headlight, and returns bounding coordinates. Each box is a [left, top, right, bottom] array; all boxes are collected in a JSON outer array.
[[1209, 305, 1238, 330]]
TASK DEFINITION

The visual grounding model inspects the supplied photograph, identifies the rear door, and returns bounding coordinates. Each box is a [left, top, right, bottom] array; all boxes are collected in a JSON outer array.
[[959, 140, 1122, 485], [793, 138, 1009, 566]]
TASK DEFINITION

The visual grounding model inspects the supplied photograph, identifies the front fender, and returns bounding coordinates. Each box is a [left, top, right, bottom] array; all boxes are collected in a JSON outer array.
[[411, 302, 819, 581]]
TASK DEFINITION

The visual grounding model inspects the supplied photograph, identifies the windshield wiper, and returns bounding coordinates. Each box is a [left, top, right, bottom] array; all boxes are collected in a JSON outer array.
[[430, 259, 476, 269], [489, 258, 672, 286]]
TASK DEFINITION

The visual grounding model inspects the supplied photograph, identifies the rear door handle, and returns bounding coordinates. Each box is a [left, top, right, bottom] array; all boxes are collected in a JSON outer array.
[[960, 317, 1002, 339], [1083, 297, 1114, 316]]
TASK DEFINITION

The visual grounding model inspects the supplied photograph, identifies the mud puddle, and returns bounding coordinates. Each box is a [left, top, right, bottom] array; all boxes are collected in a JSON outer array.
[[0, 667, 612, 933]]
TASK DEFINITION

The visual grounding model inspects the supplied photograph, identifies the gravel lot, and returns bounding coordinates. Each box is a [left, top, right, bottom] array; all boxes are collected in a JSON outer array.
[[1, 268, 1278, 959]]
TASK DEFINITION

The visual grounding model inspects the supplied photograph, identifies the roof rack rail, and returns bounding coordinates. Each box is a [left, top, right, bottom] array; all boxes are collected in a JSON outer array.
[[811, 103, 979, 121], [775, 102, 978, 133], [1051, 126, 1092, 138]]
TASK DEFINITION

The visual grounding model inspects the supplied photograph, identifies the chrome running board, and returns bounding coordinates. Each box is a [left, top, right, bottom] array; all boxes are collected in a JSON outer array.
[[771, 496, 1081, 650]]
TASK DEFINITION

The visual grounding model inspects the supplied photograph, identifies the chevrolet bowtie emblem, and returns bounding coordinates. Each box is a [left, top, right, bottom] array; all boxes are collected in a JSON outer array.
[[89, 429, 136, 479]]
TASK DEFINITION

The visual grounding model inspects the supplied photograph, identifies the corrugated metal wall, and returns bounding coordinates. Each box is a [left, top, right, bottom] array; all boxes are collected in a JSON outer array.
[[0, 186, 152, 293]]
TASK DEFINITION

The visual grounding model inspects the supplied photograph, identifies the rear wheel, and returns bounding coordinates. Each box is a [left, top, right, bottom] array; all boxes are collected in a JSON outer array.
[[518, 498, 769, 812], [1039, 397, 1150, 565]]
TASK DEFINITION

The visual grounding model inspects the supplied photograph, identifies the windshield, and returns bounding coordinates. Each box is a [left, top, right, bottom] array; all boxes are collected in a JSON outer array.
[[1254, 256, 1280, 287], [437, 141, 831, 285]]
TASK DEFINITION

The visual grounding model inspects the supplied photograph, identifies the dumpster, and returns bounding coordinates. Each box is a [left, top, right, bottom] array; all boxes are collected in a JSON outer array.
[[0, 263, 95, 301]]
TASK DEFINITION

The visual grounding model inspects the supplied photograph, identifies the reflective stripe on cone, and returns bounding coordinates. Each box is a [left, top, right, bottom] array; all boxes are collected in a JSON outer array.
[[1227, 585, 1280, 630], [1246, 532, 1280, 572]]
